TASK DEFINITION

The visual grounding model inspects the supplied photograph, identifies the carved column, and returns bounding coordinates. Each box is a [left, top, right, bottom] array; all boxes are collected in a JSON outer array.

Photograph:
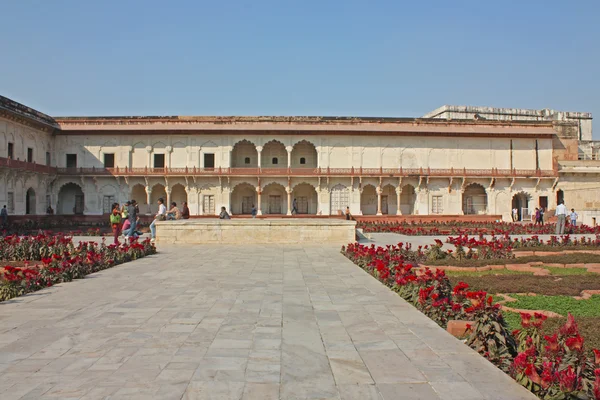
[[145, 186, 152, 214], [286, 146, 293, 168], [125, 146, 133, 169], [146, 146, 153, 169], [165, 186, 171, 208], [376, 186, 383, 216], [396, 186, 402, 215], [256, 146, 263, 169], [286, 186, 292, 216], [165, 146, 173, 168], [256, 187, 262, 216]]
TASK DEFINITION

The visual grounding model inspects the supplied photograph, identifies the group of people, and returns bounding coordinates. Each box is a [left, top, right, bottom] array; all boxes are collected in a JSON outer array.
[[110, 198, 190, 244]]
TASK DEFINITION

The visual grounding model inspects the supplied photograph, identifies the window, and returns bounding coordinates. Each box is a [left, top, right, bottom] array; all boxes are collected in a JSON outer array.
[[104, 153, 115, 168], [46, 195, 51, 209], [103, 196, 115, 214], [272, 157, 278, 165], [204, 153, 215, 168], [432, 196, 443, 215], [27, 148, 33, 163], [300, 157, 306, 165], [153, 154, 165, 168], [66, 154, 77, 168], [7, 192, 14, 213], [7, 143, 14, 159], [46, 152, 51, 166], [244, 157, 250, 164], [203, 195, 215, 215]]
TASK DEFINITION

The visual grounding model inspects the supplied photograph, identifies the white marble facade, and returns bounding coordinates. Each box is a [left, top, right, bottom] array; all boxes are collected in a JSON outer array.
[[0, 97, 597, 223]]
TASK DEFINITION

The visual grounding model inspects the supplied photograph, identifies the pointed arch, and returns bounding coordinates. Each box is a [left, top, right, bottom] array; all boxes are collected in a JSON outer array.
[[463, 183, 488, 215], [231, 139, 258, 168]]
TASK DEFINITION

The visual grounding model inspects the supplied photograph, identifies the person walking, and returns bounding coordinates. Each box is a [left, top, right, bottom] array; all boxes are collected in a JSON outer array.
[[251, 204, 257, 218], [534, 208, 540, 226], [150, 198, 167, 242], [539, 207, 545, 226], [555, 201, 567, 235], [110, 203, 122, 245], [125, 200, 137, 238], [292, 198, 298, 215], [570, 208, 578, 227], [181, 202, 190, 219], [1, 205, 8, 227]]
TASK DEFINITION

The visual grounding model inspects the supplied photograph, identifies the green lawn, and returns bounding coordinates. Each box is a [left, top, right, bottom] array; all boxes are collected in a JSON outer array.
[[543, 266, 590, 276], [445, 269, 531, 277], [502, 294, 600, 318]]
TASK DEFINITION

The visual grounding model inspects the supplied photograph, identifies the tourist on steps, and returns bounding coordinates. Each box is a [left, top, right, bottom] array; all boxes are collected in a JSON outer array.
[[251, 204, 257, 218], [555, 201, 567, 235], [150, 198, 167, 242], [219, 206, 230, 220]]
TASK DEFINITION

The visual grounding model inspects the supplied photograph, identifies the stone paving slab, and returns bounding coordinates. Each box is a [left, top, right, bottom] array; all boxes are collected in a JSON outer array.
[[0, 244, 536, 399]]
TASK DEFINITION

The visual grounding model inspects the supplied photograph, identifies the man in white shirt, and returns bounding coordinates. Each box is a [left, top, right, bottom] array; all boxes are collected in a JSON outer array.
[[555, 202, 567, 235], [570, 208, 578, 227], [150, 198, 167, 242], [512, 208, 519, 222]]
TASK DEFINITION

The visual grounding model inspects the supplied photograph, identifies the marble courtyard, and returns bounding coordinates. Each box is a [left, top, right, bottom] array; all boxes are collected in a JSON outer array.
[[0, 243, 536, 399]]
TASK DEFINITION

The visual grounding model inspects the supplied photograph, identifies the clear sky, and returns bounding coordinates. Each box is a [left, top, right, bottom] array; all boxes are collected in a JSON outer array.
[[1, 0, 598, 137]]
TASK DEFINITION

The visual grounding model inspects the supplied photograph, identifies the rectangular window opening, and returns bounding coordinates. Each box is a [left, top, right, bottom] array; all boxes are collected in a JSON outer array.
[[154, 154, 165, 168], [7, 143, 14, 159], [7, 192, 14, 213], [103, 195, 115, 214], [104, 153, 115, 168], [432, 195, 443, 215], [66, 154, 77, 168], [27, 148, 33, 163], [204, 153, 215, 168], [46, 152, 51, 166]]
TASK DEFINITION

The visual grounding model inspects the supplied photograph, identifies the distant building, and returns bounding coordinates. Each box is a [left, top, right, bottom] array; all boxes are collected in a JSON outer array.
[[0, 95, 598, 223]]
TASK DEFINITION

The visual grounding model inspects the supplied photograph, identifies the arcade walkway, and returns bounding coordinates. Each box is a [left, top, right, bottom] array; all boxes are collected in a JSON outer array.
[[0, 245, 535, 399]]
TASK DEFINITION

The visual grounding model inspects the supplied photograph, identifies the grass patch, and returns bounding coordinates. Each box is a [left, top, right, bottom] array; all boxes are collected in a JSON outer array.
[[449, 275, 600, 296], [445, 269, 532, 277], [544, 267, 590, 276], [426, 253, 600, 268], [503, 295, 600, 318]]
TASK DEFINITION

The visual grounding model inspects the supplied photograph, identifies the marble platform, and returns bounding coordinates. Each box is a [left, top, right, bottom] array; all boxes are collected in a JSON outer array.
[[155, 219, 357, 245]]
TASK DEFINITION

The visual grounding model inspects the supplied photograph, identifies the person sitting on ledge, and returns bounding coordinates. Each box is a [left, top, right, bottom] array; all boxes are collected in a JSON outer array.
[[167, 202, 182, 220], [46, 205, 54, 215], [219, 206, 230, 220], [345, 206, 351, 220], [181, 202, 190, 219], [150, 198, 167, 242]]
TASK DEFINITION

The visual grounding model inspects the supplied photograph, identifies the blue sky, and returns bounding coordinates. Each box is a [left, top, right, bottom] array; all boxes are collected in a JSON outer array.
[[1, 0, 598, 137]]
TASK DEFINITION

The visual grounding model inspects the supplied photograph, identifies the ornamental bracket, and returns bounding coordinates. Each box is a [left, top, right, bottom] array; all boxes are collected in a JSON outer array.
[[552, 177, 559, 191], [534, 177, 541, 192], [509, 177, 516, 192], [448, 176, 453, 193]]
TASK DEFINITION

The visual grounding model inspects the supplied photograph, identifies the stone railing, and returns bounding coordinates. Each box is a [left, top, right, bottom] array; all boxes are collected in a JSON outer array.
[[55, 166, 558, 178], [0, 156, 57, 174]]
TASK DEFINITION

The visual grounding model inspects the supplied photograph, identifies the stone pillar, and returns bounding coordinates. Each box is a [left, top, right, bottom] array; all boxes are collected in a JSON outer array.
[[286, 186, 292, 216], [146, 146, 153, 168], [165, 146, 173, 168], [396, 186, 402, 215], [286, 146, 293, 168], [256, 187, 262, 216], [125, 146, 133, 169], [165, 186, 171, 208], [256, 146, 263, 169], [145, 186, 152, 214], [376, 186, 383, 216]]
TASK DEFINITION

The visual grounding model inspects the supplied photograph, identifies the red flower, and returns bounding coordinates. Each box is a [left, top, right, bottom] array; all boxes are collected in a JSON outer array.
[[544, 334, 560, 354], [565, 335, 584, 352], [593, 349, 600, 365], [560, 313, 579, 336], [520, 313, 532, 328], [557, 366, 579, 393]]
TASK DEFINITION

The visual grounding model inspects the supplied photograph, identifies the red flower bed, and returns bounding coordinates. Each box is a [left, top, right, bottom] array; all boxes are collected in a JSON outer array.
[[342, 241, 600, 399], [359, 220, 600, 236], [0, 235, 156, 302]]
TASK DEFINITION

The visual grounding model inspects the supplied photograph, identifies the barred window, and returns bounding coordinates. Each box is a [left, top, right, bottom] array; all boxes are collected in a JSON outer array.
[[103, 195, 115, 214], [432, 196, 443, 214]]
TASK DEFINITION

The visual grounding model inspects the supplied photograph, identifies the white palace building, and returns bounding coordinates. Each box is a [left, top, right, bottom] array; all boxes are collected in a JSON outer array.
[[1, 95, 598, 223]]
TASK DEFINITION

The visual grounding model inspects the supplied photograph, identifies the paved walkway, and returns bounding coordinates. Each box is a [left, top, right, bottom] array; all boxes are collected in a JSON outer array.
[[0, 244, 536, 400]]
